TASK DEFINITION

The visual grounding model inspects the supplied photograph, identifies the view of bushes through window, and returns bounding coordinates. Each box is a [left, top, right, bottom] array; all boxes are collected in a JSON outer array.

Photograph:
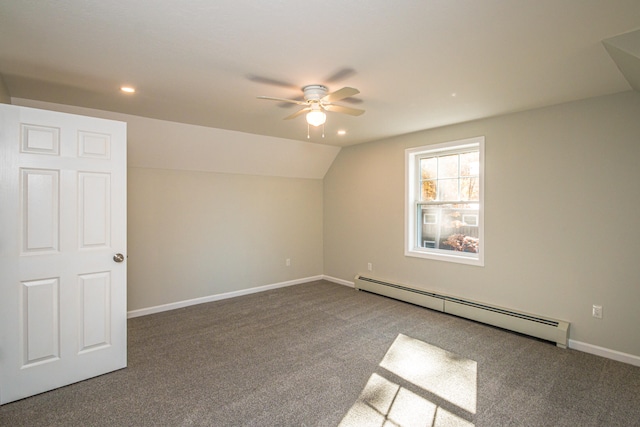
[[419, 150, 479, 253]]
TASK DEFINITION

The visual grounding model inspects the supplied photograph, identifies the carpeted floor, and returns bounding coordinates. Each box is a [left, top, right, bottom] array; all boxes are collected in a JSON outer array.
[[1, 280, 639, 426]]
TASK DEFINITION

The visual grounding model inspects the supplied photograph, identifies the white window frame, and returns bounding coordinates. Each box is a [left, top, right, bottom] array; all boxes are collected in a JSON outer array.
[[405, 136, 485, 266]]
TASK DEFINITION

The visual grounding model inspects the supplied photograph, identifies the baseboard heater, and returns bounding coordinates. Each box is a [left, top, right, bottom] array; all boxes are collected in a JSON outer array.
[[354, 275, 569, 348]]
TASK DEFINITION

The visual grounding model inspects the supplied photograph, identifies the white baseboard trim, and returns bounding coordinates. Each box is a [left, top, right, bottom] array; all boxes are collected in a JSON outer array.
[[127, 275, 323, 319], [569, 339, 640, 367], [322, 275, 355, 287]]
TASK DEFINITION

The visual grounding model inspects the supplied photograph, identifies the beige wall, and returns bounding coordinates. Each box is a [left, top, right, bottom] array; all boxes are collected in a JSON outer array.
[[0, 74, 10, 104], [324, 91, 640, 357], [128, 167, 323, 311]]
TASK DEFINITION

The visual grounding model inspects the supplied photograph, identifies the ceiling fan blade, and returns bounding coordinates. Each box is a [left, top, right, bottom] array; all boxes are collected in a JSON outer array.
[[324, 104, 365, 116], [340, 97, 363, 105], [278, 95, 305, 108], [284, 108, 310, 120], [257, 96, 307, 106], [247, 74, 299, 89], [324, 68, 356, 84], [323, 87, 360, 103]]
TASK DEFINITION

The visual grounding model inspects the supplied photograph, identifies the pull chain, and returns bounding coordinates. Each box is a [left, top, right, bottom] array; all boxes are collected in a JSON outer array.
[[306, 123, 326, 139]]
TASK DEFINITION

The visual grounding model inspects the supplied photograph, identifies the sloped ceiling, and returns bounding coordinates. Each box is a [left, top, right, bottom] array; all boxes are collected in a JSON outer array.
[[603, 29, 640, 91], [1, 1, 639, 146]]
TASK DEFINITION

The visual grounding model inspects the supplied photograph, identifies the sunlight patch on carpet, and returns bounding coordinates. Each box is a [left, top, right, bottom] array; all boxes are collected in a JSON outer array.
[[339, 334, 476, 427]]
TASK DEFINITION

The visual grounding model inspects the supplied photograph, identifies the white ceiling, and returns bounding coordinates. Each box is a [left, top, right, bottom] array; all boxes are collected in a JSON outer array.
[[1, 0, 639, 147]]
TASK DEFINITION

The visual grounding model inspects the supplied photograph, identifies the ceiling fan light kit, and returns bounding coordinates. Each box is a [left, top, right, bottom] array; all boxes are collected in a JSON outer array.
[[306, 104, 326, 127], [257, 83, 365, 138]]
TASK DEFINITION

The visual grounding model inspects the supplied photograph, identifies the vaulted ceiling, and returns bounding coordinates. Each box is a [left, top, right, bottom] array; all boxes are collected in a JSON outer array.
[[1, 1, 639, 146]]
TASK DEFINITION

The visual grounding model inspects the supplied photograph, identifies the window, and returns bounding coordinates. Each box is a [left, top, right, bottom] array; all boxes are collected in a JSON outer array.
[[405, 137, 484, 266]]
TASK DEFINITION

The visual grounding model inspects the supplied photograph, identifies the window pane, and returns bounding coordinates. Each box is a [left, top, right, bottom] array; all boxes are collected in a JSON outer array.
[[460, 151, 479, 177], [418, 204, 479, 253], [438, 154, 459, 178], [421, 180, 437, 201], [460, 177, 479, 201], [420, 157, 437, 180], [438, 178, 458, 201]]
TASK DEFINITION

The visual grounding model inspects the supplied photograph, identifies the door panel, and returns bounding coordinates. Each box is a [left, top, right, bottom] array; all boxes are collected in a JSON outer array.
[[78, 271, 111, 352], [22, 277, 60, 366], [21, 168, 60, 253], [78, 172, 111, 248], [0, 104, 127, 404], [20, 123, 60, 155], [78, 131, 110, 159]]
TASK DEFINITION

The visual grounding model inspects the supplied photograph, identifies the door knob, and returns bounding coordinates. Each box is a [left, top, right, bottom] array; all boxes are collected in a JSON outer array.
[[113, 253, 125, 263]]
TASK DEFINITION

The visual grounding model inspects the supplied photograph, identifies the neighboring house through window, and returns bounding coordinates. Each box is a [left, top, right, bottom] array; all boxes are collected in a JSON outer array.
[[405, 136, 484, 266]]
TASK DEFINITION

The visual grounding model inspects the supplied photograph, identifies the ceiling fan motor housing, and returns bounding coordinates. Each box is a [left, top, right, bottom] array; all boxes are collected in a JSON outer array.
[[302, 85, 328, 101]]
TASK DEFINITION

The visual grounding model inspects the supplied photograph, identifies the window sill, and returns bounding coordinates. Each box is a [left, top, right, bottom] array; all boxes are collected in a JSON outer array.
[[405, 248, 484, 266]]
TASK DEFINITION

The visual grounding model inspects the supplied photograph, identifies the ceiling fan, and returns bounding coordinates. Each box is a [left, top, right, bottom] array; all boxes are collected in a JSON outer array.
[[257, 84, 365, 129]]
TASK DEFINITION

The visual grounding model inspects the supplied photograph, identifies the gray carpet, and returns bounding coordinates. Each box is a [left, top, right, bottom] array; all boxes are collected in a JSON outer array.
[[1, 280, 639, 426]]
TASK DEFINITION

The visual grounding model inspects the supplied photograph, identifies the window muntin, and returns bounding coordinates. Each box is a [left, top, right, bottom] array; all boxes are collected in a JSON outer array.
[[405, 137, 484, 266]]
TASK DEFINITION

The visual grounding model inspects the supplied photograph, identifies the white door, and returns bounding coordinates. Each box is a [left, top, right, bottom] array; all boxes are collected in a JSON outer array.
[[0, 104, 127, 404]]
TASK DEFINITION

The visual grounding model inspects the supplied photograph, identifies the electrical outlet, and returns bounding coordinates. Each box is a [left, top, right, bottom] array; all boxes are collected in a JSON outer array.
[[367, 262, 372, 271], [592, 304, 602, 319], [286, 258, 290, 267]]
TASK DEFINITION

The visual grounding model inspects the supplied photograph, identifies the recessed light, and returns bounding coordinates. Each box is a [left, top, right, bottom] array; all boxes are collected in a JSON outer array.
[[451, 92, 457, 97], [337, 130, 347, 135], [120, 86, 136, 93]]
